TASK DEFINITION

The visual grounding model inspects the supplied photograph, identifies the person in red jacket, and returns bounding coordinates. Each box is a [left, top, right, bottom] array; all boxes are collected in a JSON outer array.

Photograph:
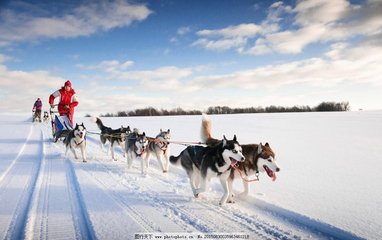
[[49, 80, 78, 126]]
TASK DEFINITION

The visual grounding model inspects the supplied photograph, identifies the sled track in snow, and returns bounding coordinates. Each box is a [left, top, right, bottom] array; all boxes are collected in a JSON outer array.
[[24, 124, 95, 240], [0, 125, 43, 239], [65, 159, 97, 239]]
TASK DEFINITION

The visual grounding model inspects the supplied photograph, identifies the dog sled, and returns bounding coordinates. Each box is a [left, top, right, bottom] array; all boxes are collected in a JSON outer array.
[[49, 105, 72, 142]]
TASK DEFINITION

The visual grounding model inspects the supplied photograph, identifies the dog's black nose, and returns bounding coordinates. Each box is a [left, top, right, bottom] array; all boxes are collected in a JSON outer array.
[[241, 157, 245, 161], [276, 167, 280, 172]]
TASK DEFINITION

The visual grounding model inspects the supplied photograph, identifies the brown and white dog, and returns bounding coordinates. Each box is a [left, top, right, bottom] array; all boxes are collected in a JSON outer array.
[[200, 114, 280, 202]]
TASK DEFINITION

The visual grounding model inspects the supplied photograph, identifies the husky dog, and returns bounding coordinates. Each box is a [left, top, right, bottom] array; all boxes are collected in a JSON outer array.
[[64, 123, 87, 162], [91, 117, 131, 161], [43, 111, 50, 122], [200, 114, 280, 201], [170, 135, 245, 205], [126, 129, 149, 174], [145, 129, 171, 173]]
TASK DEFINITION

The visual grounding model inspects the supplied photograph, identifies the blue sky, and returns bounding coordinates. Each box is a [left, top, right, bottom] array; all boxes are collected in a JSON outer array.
[[1, 0, 381, 116]]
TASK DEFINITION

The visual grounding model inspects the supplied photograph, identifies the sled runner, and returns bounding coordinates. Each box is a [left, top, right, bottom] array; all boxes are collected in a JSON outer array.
[[50, 105, 73, 142]]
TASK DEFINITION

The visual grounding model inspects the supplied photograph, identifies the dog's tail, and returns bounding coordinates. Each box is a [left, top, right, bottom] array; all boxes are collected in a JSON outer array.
[[200, 113, 213, 143], [170, 154, 181, 165], [90, 117, 106, 131]]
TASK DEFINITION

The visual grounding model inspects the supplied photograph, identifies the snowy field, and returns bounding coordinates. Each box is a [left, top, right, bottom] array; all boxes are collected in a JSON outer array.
[[0, 111, 381, 239]]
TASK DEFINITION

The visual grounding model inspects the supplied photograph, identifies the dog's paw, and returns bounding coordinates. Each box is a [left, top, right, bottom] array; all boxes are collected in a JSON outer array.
[[163, 170, 168, 173], [83, 159, 87, 163], [194, 193, 199, 198]]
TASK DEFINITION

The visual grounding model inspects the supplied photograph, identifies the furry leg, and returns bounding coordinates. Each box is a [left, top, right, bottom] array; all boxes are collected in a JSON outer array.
[[219, 174, 230, 206], [111, 143, 116, 161], [127, 152, 133, 169], [164, 148, 170, 172], [239, 181, 249, 197], [227, 177, 235, 203], [188, 171, 198, 197], [194, 176, 207, 196], [155, 152, 165, 172], [80, 147, 87, 162], [140, 157, 146, 175], [70, 146, 78, 159]]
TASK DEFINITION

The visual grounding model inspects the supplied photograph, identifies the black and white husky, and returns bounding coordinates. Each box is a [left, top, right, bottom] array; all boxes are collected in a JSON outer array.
[[64, 123, 87, 162], [200, 114, 280, 201], [43, 111, 50, 122], [170, 136, 245, 205], [126, 129, 149, 174], [145, 129, 171, 173], [91, 117, 131, 161]]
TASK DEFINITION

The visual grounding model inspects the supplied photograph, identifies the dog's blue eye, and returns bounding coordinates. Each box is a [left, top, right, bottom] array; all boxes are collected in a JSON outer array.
[[268, 159, 272, 162], [232, 150, 237, 153]]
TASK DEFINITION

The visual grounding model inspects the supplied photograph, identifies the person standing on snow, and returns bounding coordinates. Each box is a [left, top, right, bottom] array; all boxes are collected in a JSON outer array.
[[49, 80, 78, 126], [32, 98, 43, 122]]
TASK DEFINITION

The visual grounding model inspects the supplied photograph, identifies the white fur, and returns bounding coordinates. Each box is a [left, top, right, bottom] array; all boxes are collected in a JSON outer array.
[[65, 125, 87, 162], [194, 142, 245, 206], [145, 129, 171, 173], [126, 134, 149, 175]]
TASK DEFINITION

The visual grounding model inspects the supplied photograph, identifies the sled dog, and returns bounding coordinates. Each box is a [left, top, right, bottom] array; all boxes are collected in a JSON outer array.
[[64, 123, 87, 162], [145, 129, 171, 173], [200, 114, 280, 201], [91, 117, 131, 160], [126, 129, 149, 174], [170, 135, 245, 205], [43, 111, 50, 122]]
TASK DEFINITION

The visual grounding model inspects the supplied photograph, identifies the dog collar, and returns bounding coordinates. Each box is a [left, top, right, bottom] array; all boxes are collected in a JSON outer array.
[[74, 139, 84, 146]]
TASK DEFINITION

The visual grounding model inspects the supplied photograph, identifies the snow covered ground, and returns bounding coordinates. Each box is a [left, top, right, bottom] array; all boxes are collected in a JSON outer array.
[[0, 111, 381, 239]]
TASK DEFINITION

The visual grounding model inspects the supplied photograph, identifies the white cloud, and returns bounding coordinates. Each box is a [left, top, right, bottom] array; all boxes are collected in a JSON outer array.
[[2, 37, 382, 115], [192, 0, 382, 56], [189, 42, 382, 90], [293, 0, 350, 26], [0, 0, 152, 46], [197, 23, 262, 38], [192, 23, 262, 51], [192, 37, 247, 51], [77, 60, 134, 73], [177, 26, 191, 35]]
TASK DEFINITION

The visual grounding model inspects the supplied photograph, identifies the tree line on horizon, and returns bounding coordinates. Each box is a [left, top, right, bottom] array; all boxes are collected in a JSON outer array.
[[92, 101, 350, 117]]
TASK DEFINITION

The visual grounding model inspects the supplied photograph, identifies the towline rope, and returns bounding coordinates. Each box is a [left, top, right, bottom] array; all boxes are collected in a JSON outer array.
[[231, 163, 260, 182], [86, 131, 205, 146]]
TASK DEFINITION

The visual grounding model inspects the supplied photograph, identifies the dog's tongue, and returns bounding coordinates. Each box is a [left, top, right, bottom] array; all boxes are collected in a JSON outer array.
[[272, 173, 277, 181], [230, 159, 237, 167]]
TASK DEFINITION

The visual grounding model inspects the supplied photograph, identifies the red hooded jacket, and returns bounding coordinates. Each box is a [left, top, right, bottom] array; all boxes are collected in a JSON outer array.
[[49, 86, 78, 125]]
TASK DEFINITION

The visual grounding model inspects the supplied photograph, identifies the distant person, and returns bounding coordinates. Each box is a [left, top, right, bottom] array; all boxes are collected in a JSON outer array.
[[32, 98, 42, 122], [49, 80, 78, 126]]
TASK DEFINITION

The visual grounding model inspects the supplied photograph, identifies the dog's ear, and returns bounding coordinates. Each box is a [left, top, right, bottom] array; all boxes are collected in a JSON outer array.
[[265, 142, 270, 147], [142, 132, 146, 136], [167, 129, 170, 133], [258, 143, 263, 154], [160, 128, 162, 132], [223, 135, 227, 146], [233, 135, 237, 142]]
